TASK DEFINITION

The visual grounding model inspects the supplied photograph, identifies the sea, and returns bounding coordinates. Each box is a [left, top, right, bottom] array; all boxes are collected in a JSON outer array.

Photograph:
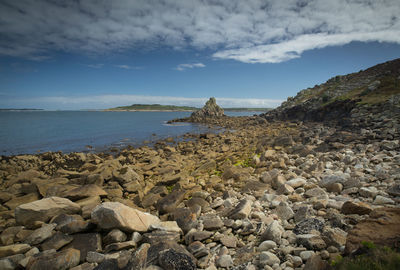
[[0, 111, 260, 156]]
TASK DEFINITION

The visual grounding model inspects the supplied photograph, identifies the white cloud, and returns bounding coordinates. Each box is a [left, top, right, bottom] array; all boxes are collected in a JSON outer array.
[[176, 63, 206, 71], [0, 94, 283, 110], [114, 65, 142, 70], [85, 64, 104, 69], [0, 0, 399, 63]]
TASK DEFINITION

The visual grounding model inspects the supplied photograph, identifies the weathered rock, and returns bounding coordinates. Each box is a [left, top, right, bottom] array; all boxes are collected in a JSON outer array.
[[158, 248, 196, 270], [171, 208, 198, 234], [156, 189, 186, 215], [258, 240, 277, 251], [321, 227, 347, 249], [5, 193, 40, 210], [303, 254, 328, 270], [228, 199, 252, 220], [286, 178, 306, 188], [201, 214, 224, 230], [114, 166, 143, 184], [187, 241, 209, 258], [304, 187, 327, 199], [276, 202, 294, 221], [24, 223, 56, 245], [373, 195, 395, 205], [0, 244, 31, 258], [216, 254, 233, 268], [52, 214, 91, 234], [27, 248, 80, 270], [91, 202, 160, 232], [296, 234, 326, 250], [293, 218, 324, 235], [41, 232, 73, 251], [261, 220, 284, 243], [62, 185, 107, 201], [62, 233, 102, 263], [341, 201, 372, 215], [149, 221, 182, 234], [220, 235, 237, 248], [15, 197, 80, 226], [345, 207, 400, 254], [259, 251, 280, 266], [103, 229, 127, 245], [0, 226, 24, 246]]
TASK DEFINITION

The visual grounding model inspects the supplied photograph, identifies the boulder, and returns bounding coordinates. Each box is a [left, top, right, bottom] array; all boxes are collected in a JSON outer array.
[[15, 197, 80, 226], [345, 207, 400, 254], [91, 202, 160, 232], [26, 248, 80, 270]]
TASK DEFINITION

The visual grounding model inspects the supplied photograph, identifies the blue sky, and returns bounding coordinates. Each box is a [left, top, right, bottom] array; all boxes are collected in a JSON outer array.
[[1, 0, 400, 110]]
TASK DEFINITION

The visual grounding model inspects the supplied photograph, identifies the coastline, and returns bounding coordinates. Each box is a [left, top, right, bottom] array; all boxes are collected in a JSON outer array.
[[0, 114, 399, 269]]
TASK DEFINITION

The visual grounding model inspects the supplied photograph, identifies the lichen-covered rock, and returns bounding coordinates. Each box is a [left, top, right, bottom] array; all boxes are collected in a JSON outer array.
[[158, 249, 196, 270]]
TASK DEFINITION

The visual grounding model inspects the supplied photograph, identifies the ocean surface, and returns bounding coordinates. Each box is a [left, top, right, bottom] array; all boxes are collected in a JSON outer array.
[[0, 111, 260, 156]]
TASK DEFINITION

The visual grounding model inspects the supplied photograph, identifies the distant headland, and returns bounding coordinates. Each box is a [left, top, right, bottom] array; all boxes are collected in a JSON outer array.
[[105, 103, 271, 112]]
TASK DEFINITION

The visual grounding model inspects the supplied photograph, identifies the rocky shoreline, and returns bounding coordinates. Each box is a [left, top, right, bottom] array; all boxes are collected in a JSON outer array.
[[0, 110, 399, 270]]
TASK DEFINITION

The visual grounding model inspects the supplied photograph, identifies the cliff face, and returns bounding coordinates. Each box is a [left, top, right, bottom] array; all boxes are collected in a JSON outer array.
[[263, 58, 400, 124], [189, 97, 225, 122]]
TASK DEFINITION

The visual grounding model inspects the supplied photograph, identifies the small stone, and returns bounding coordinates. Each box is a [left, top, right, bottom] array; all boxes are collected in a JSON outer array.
[[150, 221, 182, 234], [201, 215, 224, 231], [86, 251, 105, 263], [258, 240, 277, 251], [187, 241, 209, 258], [228, 199, 252, 220], [276, 202, 294, 221], [341, 201, 372, 215], [299, 250, 314, 261], [296, 234, 326, 250], [277, 184, 295, 195], [216, 254, 233, 268], [359, 187, 378, 198], [261, 221, 283, 243], [103, 229, 127, 245], [373, 195, 395, 205], [220, 235, 237, 248], [286, 178, 306, 188], [304, 187, 327, 199], [259, 251, 280, 266]]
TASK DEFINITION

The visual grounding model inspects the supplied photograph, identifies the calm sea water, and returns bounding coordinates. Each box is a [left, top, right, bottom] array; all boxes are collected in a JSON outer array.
[[0, 111, 259, 156]]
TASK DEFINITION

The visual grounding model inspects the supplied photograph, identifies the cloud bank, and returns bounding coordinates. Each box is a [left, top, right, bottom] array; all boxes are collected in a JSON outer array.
[[0, 0, 399, 63], [0, 95, 283, 110], [176, 63, 206, 71]]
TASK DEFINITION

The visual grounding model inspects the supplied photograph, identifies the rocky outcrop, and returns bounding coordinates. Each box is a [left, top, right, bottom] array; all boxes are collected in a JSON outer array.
[[262, 58, 400, 135], [169, 97, 226, 124], [190, 97, 225, 121]]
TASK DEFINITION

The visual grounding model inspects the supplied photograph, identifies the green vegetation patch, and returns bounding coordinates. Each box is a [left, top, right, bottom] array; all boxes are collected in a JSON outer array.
[[333, 244, 400, 270]]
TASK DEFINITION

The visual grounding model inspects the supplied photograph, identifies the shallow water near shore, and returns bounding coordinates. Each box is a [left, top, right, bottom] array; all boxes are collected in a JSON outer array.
[[0, 110, 259, 156]]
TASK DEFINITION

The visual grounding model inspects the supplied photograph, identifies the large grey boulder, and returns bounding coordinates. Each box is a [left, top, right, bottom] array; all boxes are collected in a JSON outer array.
[[91, 202, 160, 232], [15, 197, 81, 226]]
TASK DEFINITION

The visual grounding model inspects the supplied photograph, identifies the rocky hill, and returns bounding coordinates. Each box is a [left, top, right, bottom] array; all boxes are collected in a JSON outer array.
[[263, 58, 400, 128]]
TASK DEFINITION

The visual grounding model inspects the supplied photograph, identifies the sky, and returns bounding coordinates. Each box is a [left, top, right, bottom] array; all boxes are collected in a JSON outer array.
[[0, 0, 400, 110]]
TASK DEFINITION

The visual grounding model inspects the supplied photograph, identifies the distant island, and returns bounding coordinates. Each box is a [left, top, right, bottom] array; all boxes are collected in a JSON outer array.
[[0, 108, 43, 111], [105, 104, 271, 112]]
